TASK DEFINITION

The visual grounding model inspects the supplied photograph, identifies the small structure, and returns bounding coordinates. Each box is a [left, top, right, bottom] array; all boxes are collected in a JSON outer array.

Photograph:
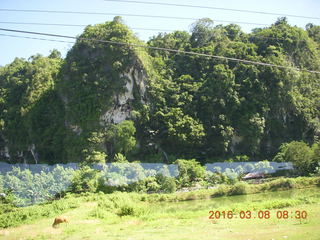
[[242, 172, 265, 180]]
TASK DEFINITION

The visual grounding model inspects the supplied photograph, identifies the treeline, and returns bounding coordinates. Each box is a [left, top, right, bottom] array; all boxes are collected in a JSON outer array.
[[0, 158, 316, 207], [0, 17, 319, 164]]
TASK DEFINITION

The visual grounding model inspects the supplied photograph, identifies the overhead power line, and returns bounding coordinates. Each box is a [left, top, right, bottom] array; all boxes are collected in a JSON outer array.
[[0, 9, 268, 26], [0, 21, 309, 43], [0, 33, 75, 44], [104, 0, 320, 20], [0, 21, 174, 32], [0, 21, 86, 27], [0, 27, 319, 74]]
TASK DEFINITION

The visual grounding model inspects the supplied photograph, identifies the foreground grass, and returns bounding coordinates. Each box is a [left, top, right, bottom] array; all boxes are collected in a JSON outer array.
[[0, 176, 319, 228], [0, 186, 319, 240]]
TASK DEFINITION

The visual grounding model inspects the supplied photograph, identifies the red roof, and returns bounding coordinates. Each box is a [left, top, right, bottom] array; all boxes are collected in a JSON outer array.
[[242, 172, 265, 180]]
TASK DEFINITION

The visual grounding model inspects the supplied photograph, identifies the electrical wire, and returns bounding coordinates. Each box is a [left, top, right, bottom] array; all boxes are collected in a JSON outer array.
[[0, 27, 319, 74], [0, 21, 174, 32], [103, 0, 320, 20], [0, 33, 75, 44], [0, 21, 308, 43], [0, 9, 269, 26]]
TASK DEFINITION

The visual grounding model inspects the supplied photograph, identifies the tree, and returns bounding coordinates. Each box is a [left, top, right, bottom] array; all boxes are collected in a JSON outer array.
[[175, 159, 206, 187], [0, 55, 63, 163], [306, 23, 320, 43], [106, 120, 136, 158], [273, 141, 314, 176], [190, 18, 214, 47]]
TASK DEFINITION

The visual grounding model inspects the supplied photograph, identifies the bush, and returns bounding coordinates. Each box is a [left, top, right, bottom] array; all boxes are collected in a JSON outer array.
[[207, 172, 229, 185], [118, 204, 135, 216], [90, 192, 147, 217], [175, 159, 206, 187], [316, 178, 320, 187], [234, 155, 250, 162], [264, 178, 296, 191], [211, 185, 230, 197], [229, 182, 248, 196], [114, 153, 128, 163], [0, 196, 80, 228], [273, 141, 315, 176], [128, 177, 160, 193], [156, 174, 177, 193], [70, 166, 101, 193]]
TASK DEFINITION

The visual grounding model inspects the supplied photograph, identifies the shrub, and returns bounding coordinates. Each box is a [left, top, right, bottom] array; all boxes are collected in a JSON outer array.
[[114, 153, 128, 163], [273, 141, 315, 176], [128, 177, 160, 193], [266, 178, 296, 191], [223, 168, 239, 184], [175, 159, 206, 187], [156, 174, 177, 193], [207, 172, 225, 185], [118, 204, 135, 216], [0, 196, 80, 228], [70, 166, 101, 193], [145, 177, 161, 192], [234, 155, 250, 162], [316, 178, 320, 187], [229, 182, 248, 196], [211, 185, 230, 197]]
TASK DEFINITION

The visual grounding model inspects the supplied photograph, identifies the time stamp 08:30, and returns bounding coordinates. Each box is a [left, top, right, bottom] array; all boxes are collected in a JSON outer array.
[[208, 210, 308, 220]]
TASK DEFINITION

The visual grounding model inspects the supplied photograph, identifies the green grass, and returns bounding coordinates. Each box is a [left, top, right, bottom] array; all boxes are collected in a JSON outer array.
[[0, 176, 319, 229], [0, 186, 320, 240]]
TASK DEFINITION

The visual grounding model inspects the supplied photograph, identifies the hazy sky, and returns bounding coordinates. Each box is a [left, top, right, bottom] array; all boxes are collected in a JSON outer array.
[[0, 0, 319, 66]]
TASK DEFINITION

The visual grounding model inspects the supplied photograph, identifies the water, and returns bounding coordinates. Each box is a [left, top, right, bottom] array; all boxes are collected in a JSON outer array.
[[157, 187, 320, 211]]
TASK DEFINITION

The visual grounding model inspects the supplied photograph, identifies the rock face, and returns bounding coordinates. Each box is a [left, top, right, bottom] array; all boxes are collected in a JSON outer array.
[[230, 135, 243, 153], [100, 66, 148, 124]]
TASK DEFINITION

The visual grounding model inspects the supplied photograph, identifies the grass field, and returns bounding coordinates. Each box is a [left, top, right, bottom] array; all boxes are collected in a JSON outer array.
[[0, 187, 319, 240]]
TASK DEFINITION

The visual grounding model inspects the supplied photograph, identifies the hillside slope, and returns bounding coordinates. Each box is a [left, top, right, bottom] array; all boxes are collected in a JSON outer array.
[[0, 17, 319, 164]]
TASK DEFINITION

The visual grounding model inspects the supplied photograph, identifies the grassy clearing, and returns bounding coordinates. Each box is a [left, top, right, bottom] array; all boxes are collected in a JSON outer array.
[[0, 176, 319, 229], [0, 186, 319, 240]]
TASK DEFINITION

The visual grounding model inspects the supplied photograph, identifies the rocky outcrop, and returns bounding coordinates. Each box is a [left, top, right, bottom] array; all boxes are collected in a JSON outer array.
[[100, 66, 148, 124]]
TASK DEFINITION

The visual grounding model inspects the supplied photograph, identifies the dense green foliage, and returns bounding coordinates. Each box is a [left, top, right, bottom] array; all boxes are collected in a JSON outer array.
[[0, 159, 285, 206], [175, 159, 206, 187], [273, 141, 319, 175], [147, 18, 320, 161], [0, 53, 64, 164], [0, 194, 80, 228], [1, 166, 74, 206], [0, 17, 319, 165]]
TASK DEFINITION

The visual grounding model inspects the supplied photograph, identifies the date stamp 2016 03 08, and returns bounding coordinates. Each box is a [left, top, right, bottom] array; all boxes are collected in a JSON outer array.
[[208, 210, 307, 220]]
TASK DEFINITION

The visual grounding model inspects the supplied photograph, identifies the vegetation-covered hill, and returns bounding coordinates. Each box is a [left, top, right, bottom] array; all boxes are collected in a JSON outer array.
[[0, 17, 319, 164]]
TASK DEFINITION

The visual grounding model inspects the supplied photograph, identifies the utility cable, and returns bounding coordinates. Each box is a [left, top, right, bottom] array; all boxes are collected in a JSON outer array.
[[0, 21, 174, 32], [0, 27, 319, 74], [0, 9, 268, 26], [104, 0, 320, 20], [0, 33, 75, 44], [0, 21, 308, 43]]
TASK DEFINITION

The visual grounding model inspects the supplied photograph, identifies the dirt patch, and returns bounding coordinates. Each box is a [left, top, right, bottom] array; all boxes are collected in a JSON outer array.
[[43, 226, 63, 235], [125, 220, 143, 226], [0, 230, 9, 236], [79, 219, 100, 224]]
